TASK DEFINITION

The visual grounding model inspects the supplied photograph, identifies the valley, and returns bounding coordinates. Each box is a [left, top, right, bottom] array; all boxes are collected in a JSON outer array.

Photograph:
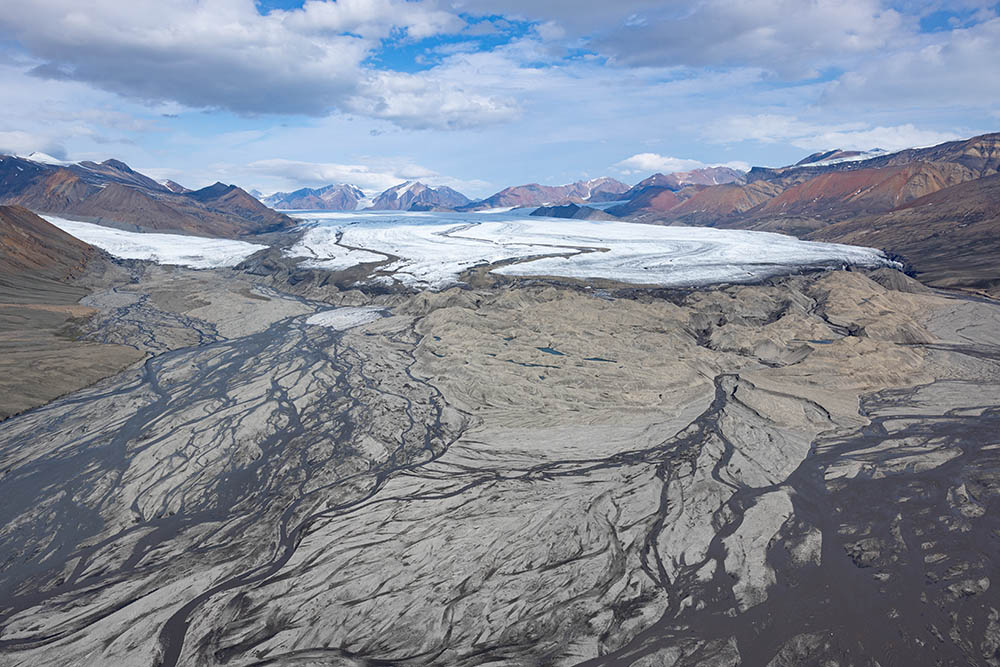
[[1, 131, 999, 666], [0, 207, 998, 665]]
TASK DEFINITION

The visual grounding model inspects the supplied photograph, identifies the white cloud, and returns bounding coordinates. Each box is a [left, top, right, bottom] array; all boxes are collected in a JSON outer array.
[[821, 16, 1000, 109], [229, 157, 487, 195], [0, 130, 67, 158], [613, 153, 749, 176], [0, 0, 519, 129], [346, 70, 520, 130], [706, 115, 964, 153], [458, 0, 904, 76]]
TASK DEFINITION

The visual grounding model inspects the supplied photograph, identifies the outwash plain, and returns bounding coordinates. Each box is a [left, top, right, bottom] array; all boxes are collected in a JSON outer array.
[[1, 224, 998, 666]]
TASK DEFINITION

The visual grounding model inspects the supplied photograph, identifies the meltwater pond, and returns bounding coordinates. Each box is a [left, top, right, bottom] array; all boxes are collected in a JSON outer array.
[[284, 209, 894, 290]]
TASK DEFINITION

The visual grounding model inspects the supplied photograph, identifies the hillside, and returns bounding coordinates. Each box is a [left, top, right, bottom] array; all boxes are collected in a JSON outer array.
[[0, 204, 98, 291], [463, 178, 629, 210], [808, 173, 1000, 295], [615, 133, 1000, 228], [0, 205, 144, 418], [620, 166, 745, 200], [0, 155, 293, 238]]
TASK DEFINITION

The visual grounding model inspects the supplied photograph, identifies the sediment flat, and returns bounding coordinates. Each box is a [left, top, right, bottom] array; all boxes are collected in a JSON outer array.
[[0, 261, 998, 666]]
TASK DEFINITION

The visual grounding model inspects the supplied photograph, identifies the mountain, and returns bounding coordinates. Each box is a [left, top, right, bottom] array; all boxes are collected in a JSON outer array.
[[793, 148, 889, 167], [368, 181, 470, 211], [0, 155, 293, 238], [736, 162, 965, 234], [620, 167, 746, 200], [614, 133, 1000, 227], [529, 203, 618, 221], [161, 179, 191, 194], [0, 205, 145, 420], [463, 177, 630, 210], [0, 204, 98, 289], [746, 133, 1000, 186], [807, 173, 1000, 295], [263, 184, 367, 210]]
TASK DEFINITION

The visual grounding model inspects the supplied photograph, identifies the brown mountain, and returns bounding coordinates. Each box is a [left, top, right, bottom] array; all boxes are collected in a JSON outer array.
[[620, 166, 745, 200], [0, 155, 293, 238], [0, 205, 144, 420], [746, 133, 1000, 186], [617, 133, 1000, 228], [369, 181, 470, 211], [263, 184, 366, 210], [529, 203, 618, 221], [463, 177, 629, 210], [0, 204, 98, 287], [735, 162, 965, 234], [161, 180, 191, 194], [807, 173, 1000, 295], [607, 188, 684, 220]]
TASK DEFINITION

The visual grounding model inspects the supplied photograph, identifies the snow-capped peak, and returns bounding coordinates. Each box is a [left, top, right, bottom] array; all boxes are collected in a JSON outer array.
[[17, 151, 72, 166]]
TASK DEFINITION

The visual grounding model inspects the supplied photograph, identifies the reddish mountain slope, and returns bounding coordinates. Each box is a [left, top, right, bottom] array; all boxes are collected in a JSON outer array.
[[750, 162, 962, 221], [808, 173, 1000, 294], [0, 155, 293, 238], [621, 167, 745, 200], [465, 178, 629, 210], [617, 133, 1000, 228], [0, 205, 97, 279]]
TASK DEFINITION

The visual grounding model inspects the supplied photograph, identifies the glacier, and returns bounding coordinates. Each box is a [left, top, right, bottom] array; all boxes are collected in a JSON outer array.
[[286, 209, 894, 290], [43, 216, 268, 269]]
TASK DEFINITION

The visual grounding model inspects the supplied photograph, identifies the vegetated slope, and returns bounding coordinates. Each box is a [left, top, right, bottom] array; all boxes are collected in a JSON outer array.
[[0, 155, 294, 238], [369, 181, 470, 210], [807, 173, 1000, 295], [264, 184, 366, 210]]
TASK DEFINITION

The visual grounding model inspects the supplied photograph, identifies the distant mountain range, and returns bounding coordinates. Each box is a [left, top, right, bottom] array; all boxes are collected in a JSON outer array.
[[263, 184, 368, 211], [4, 131, 1000, 294], [0, 155, 292, 238], [600, 132, 1000, 293], [261, 177, 632, 213], [460, 177, 630, 211], [369, 181, 470, 211]]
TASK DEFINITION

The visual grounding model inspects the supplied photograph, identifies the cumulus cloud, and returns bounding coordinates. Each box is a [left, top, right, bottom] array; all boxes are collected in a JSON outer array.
[[821, 16, 1000, 109], [0, 0, 518, 128], [0, 130, 67, 158], [235, 157, 488, 194], [346, 71, 520, 130], [614, 153, 749, 176], [706, 114, 964, 152], [457, 0, 904, 75]]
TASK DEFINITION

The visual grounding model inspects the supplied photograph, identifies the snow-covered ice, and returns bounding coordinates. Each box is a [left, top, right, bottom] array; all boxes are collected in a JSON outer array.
[[285, 209, 893, 290], [285, 225, 387, 271], [306, 306, 385, 330], [43, 215, 267, 269]]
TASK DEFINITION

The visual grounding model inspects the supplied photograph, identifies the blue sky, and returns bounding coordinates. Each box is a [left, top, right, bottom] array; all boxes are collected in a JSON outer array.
[[0, 0, 998, 198]]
